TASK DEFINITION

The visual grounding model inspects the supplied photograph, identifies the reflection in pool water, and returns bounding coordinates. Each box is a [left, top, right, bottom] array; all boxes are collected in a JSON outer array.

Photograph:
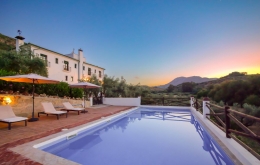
[[42, 108, 234, 165]]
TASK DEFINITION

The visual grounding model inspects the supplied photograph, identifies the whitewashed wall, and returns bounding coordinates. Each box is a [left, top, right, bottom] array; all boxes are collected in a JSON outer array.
[[31, 46, 104, 83], [82, 63, 104, 81], [32, 45, 78, 84], [16, 37, 105, 83], [103, 97, 141, 106]]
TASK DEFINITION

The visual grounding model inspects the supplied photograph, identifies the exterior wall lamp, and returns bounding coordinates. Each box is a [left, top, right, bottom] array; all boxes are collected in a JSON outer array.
[[0, 97, 12, 105], [3, 97, 12, 105]]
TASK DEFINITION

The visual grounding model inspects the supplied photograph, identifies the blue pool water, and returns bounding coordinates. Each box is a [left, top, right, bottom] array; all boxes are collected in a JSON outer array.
[[41, 107, 234, 165]]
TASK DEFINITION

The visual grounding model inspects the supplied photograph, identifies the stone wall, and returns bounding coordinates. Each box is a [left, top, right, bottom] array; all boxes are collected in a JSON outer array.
[[0, 94, 90, 117]]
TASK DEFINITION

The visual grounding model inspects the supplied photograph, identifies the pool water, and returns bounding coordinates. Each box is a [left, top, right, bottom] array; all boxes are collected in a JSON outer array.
[[41, 108, 234, 165]]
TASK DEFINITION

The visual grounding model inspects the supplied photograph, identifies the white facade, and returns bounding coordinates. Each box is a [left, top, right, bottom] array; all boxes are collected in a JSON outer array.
[[16, 36, 105, 83]]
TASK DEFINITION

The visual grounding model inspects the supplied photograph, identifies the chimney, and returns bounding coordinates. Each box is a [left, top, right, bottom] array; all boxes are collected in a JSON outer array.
[[78, 48, 83, 60], [15, 35, 25, 51], [78, 48, 84, 81]]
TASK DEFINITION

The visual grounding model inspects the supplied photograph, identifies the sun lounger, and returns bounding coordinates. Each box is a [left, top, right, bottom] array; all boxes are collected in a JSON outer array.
[[0, 105, 28, 130], [39, 102, 67, 120], [62, 102, 87, 115]]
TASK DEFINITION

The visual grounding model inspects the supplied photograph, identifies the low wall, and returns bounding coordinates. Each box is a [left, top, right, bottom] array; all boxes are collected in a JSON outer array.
[[103, 97, 140, 106], [0, 94, 90, 117]]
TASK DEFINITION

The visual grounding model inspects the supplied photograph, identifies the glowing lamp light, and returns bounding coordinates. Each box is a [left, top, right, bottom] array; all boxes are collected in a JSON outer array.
[[3, 97, 12, 105]]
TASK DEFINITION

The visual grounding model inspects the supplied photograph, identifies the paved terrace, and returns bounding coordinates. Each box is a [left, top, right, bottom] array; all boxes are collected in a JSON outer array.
[[0, 105, 134, 165]]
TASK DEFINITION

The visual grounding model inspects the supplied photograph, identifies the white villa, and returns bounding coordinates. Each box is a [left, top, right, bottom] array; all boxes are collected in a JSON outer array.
[[15, 35, 105, 83]]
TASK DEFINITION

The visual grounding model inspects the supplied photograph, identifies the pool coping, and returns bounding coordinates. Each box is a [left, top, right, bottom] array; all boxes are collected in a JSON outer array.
[[10, 107, 139, 165], [189, 106, 260, 165], [10, 106, 260, 165], [141, 105, 259, 165]]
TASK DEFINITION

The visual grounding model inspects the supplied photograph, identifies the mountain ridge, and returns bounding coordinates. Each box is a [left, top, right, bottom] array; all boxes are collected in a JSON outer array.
[[157, 76, 217, 88]]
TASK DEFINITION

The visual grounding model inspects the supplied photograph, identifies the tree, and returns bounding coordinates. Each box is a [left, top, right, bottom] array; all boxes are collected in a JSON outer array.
[[167, 84, 175, 93], [0, 48, 48, 76], [196, 89, 209, 98], [208, 80, 251, 106], [26, 57, 48, 77], [182, 82, 195, 92], [231, 80, 250, 107], [115, 77, 128, 97], [248, 75, 260, 96], [244, 95, 260, 106], [102, 75, 119, 97], [80, 74, 102, 99], [102, 75, 150, 98]]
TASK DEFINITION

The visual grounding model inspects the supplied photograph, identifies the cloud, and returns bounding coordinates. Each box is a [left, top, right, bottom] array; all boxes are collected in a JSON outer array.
[[134, 76, 139, 79]]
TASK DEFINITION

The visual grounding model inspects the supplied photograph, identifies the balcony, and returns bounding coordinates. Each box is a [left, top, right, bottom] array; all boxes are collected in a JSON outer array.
[[63, 65, 71, 72]]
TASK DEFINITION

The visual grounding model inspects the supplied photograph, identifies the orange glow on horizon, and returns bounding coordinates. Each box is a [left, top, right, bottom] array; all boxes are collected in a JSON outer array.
[[138, 67, 260, 87], [207, 67, 260, 78]]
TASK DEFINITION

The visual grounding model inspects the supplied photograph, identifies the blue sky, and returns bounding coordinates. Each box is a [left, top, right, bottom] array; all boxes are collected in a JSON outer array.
[[1, 0, 260, 86]]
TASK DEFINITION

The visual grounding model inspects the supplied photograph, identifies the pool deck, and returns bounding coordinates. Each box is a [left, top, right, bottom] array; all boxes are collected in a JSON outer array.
[[0, 105, 134, 165]]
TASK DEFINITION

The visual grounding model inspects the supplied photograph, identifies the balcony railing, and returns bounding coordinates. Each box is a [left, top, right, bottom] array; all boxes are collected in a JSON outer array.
[[63, 65, 71, 72]]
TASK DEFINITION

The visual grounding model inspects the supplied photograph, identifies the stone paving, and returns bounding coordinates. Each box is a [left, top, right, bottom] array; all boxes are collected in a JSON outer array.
[[0, 105, 134, 165]]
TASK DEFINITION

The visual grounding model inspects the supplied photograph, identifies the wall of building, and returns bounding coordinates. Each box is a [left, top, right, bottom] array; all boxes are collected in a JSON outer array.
[[82, 63, 104, 81], [31, 45, 104, 83], [15, 36, 105, 84], [31, 45, 79, 84], [0, 94, 90, 117]]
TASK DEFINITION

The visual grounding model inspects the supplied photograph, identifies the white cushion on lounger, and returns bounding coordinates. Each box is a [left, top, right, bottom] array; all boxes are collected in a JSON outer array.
[[0, 105, 28, 122], [62, 102, 84, 111], [46, 111, 66, 115], [41, 102, 67, 114], [0, 105, 16, 119], [0, 117, 27, 122]]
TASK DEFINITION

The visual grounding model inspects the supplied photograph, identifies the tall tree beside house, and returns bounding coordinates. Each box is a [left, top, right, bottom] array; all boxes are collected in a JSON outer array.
[[0, 47, 48, 76], [79, 74, 102, 98], [102, 75, 151, 97], [102, 75, 127, 97], [115, 77, 128, 97], [102, 75, 118, 97]]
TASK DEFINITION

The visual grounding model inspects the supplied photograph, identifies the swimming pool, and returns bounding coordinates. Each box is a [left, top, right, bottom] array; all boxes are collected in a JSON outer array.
[[38, 107, 234, 165]]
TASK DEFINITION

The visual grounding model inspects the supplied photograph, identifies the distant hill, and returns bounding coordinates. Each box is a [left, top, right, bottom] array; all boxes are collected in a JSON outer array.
[[196, 73, 255, 89], [158, 76, 217, 89], [0, 33, 16, 51]]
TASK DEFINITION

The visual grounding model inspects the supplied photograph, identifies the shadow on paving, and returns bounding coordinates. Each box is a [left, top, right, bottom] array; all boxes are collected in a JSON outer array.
[[0, 105, 134, 165]]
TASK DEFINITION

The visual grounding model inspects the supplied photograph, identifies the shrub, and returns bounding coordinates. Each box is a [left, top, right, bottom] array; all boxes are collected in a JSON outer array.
[[244, 94, 260, 106], [218, 101, 225, 107]]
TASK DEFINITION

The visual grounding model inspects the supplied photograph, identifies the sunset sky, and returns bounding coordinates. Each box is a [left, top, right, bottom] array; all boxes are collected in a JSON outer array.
[[1, 0, 259, 86]]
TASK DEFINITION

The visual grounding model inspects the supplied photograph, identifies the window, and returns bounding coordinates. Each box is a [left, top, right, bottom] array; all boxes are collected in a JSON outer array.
[[75, 64, 77, 69], [55, 58, 58, 64], [83, 66, 85, 70], [88, 68, 91, 75], [99, 71, 101, 78], [64, 61, 69, 71], [40, 54, 47, 65], [65, 76, 68, 81], [95, 69, 96, 73], [71, 76, 73, 82]]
